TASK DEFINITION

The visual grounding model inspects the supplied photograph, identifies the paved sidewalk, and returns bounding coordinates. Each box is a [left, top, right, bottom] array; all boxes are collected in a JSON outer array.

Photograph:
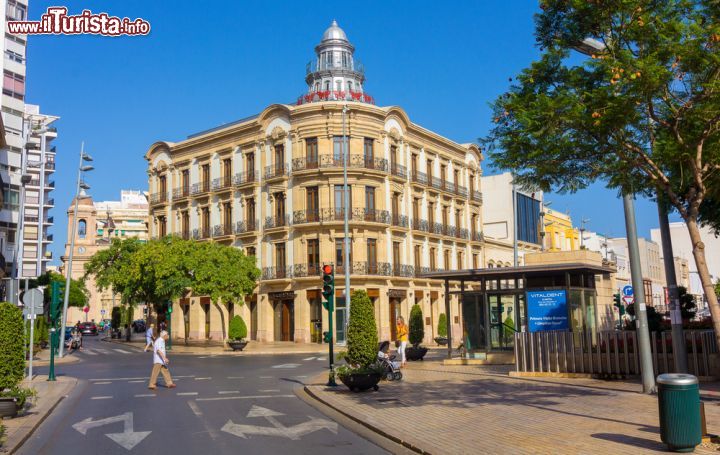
[[1, 375, 77, 454], [305, 362, 720, 454]]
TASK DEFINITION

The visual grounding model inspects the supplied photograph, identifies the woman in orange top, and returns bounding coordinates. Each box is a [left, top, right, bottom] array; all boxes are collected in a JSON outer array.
[[396, 316, 409, 367]]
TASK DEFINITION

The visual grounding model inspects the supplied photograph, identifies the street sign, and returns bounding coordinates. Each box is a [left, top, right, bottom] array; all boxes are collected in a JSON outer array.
[[100, 309, 106, 315], [83, 306, 90, 313], [622, 285, 634, 297], [622, 295, 634, 305], [21, 288, 44, 317]]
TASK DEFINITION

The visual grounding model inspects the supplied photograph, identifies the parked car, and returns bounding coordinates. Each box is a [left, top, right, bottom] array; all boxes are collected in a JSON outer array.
[[132, 320, 146, 333], [79, 322, 98, 336]]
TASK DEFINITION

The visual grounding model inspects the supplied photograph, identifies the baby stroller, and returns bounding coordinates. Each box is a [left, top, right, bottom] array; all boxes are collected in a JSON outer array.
[[378, 341, 403, 381]]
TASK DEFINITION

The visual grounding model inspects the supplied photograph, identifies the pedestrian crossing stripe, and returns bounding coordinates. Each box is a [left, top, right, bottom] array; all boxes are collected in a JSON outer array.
[[303, 357, 316, 361], [113, 349, 131, 354], [83, 350, 98, 355]]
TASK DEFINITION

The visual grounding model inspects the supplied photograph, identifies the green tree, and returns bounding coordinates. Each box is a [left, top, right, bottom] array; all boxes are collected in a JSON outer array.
[[678, 286, 697, 320], [483, 0, 720, 349], [228, 315, 248, 341], [0, 302, 25, 389], [437, 313, 448, 338], [30, 271, 88, 309], [346, 290, 378, 368], [111, 306, 122, 330], [409, 304, 424, 347]]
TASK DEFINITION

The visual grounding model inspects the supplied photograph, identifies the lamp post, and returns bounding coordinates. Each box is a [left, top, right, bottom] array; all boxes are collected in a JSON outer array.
[[574, 37, 655, 393], [59, 142, 93, 358], [342, 104, 350, 338], [539, 201, 552, 251]]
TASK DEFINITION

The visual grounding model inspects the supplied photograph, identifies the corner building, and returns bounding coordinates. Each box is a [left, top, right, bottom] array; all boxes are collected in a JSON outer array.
[[145, 22, 486, 344]]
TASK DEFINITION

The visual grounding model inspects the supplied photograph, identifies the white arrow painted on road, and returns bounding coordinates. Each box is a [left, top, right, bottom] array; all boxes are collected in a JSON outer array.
[[72, 412, 151, 450], [221, 405, 337, 440]]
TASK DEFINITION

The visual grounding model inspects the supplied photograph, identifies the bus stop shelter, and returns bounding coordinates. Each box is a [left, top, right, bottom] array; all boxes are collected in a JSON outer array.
[[420, 263, 615, 359]]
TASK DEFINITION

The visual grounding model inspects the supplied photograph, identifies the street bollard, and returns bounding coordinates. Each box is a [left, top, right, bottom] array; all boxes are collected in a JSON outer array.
[[657, 373, 701, 452]]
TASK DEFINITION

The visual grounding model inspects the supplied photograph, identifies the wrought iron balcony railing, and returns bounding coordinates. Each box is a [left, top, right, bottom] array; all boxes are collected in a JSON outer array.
[[471, 190, 483, 203], [431, 222, 444, 235], [291, 154, 389, 173], [173, 186, 190, 199], [235, 219, 258, 234], [411, 171, 428, 186], [262, 266, 293, 280], [150, 192, 168, 204], [264, 164, 290, 179], [391, 214, 408, 228], [456, 227, 469, 240], [390, 163, 407, 179], [472, 231, 484, 242], [212, 176, 233, 191], [292, 263, 323, 278], [292, 210, 321, 225], [190, 181, 211, 196], [234, 170, 256, 186], [412, 218, 429, 232], [192, 227, 211, 240], [213, 224, 234, 237], [264, 214, 290, 229]]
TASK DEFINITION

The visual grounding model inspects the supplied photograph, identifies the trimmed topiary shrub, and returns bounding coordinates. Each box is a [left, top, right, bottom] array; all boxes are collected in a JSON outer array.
[[228, 315, 248, 340], [0, 302, 25, 389], [346, 289, 378, 368], [437, 313, 448, 338], [409, 304, 424, 347]]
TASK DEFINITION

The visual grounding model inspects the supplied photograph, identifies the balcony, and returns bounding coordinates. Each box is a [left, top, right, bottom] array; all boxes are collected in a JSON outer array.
[[362, 209, 390, 224], [472, 231, 484, 242], [391, 264, 415, 278], [411, 171, 428, 186], [296, 90, 375, 106], [431, 222, 444, 235], [233, 170, 256, 186], [25, 215, 38, 223], [213, 224, 234, 237], [291, 154, 389, 173], [235, 219, 258, 234], [192, 227, 211, 240], [264, 164, 290, 180], [391, 214, 408, 228], [149, 192, 168, 205], [412, 218, 429, 232], [27, 179, 41, 187], [471, 190, 483, 203], [264, 215, 290, 229], [456, 227, 469, 240], [292, 210, 321, 225], [45, 198, 54, 207], [172, 186, 190, 200], [42, 234, 53, 242], [212, 176, 233, 192], [45, 161, 56, 170], [25, 196, 39, 205], [47, 180, 55, 188], [44, 216, 54, 224], [190, 181, 211, 196], [292, 263, 323, 278], [390, 163, 407, 180], [262, 266, 293, 280]]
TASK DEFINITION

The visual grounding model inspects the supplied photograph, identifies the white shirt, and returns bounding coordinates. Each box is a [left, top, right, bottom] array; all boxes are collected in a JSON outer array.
[[153, 337, 166, 365], [146, 327, 153, 340]]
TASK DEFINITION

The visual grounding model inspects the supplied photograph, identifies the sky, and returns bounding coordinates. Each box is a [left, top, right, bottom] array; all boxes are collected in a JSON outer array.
[[24, 0, 676, 266]]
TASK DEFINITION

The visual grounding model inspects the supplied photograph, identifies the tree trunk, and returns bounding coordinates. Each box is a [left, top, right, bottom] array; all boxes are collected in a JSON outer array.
[[686, 218, 720, 352]]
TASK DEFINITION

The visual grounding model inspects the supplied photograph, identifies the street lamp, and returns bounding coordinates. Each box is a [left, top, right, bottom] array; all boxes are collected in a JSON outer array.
[[573, 37, 657, 392], [539, 200, 552, 251], [59, 143, 93, 358]]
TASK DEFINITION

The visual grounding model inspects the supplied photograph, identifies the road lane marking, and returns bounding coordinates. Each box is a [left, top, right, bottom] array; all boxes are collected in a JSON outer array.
[[218, 391, 239, 394], [134, 394, 155, 398], [196, 394, 295, 402], [303, 357, 316, 361], [128, 380, 145, 383], [94, 348, 110, 354], [83, 349, 98, 356], [188, 401, 203, 417], [227, 376, 244, 379], [93, 381, 111, 385], [194, 377, 211, 380], [91, 396, 113, 400], [259, 376, 273, 379], [259, 389, 280, 392], [89, 375, 196, 381], [112, 349, 131, 354], [272, 363, 300, 369], [316, 357, 326, 361], [177, 392, 198, 396]]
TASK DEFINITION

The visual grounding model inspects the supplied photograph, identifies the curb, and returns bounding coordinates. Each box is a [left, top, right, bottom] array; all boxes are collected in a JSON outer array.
[[103, 338, 332, 356], [6, 377, 77, 454], [302, 384, 430, 455]]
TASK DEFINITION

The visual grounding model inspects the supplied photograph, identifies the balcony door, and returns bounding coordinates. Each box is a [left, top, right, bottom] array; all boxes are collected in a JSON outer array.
[[306, 138, 318, 168], [275, 243, 286, 277], [274, 144, 284, 173], [307, 239, 319, 274], [367, 239, 377, 274], [306, 186, 319, 222]]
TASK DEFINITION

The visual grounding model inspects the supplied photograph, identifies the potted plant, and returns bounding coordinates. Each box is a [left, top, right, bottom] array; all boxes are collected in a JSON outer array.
[[336, 290, 382, 392], [434, 313, 449, 346], [227, 315, 248, 351], [0, 386, 36, 414], [406, 304, 428, 361]]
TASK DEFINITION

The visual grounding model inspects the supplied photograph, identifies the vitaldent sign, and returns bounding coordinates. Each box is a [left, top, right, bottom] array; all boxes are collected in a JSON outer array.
[[527, 290, 569, 332]]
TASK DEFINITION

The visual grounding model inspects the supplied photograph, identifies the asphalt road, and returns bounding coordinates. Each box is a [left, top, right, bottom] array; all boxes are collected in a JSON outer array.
[[20, 336, 387, 455]]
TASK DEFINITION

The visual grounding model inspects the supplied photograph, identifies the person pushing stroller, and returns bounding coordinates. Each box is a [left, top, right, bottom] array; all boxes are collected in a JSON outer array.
[[378, 341, 403, 381]]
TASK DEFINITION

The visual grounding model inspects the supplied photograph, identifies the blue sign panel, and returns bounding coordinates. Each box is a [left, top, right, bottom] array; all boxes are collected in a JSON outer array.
[[527, 290, 569, 332], [622, 285, 633, 297]]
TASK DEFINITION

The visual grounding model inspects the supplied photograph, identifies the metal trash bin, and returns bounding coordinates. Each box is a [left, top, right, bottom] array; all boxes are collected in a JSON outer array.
[[657, 373, 701, 452]]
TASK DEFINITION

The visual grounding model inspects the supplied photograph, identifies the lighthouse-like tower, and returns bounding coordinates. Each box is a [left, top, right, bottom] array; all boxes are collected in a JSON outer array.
[[299, 20, 374, 105]]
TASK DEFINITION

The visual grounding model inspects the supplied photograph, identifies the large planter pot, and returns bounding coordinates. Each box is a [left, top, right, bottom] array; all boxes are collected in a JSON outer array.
[[434, 337, 448, 346], [406, 345, 428, 361], [228, 340, 248, 351], [339, 372, 382, 392], [0, 397, 18, 419]]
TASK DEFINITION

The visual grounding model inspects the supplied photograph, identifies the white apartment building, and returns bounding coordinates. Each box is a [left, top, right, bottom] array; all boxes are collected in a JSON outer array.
[[607, 237, 667, 309], [651, 222, 719, 309]]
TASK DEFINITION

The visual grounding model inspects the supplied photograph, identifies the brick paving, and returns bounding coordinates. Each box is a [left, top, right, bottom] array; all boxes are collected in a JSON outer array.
[[306, 361, 720, 454]]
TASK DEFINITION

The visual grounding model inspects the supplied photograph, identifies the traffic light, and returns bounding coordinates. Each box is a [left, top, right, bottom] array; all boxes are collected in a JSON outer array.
[[321, 264, 334, 312], [50, 281, 61, 324], [323, 331, 332, 343], [167, 302, 173, 314], [613, 293, 625, 316]]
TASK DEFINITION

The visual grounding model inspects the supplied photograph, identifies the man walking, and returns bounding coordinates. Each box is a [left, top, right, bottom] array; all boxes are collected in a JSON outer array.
[[148, 330, 176, 390], [143, 323, 155, 352]]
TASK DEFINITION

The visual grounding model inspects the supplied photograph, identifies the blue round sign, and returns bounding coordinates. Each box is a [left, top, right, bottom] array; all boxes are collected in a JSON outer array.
[[622, 285, 633, 297]]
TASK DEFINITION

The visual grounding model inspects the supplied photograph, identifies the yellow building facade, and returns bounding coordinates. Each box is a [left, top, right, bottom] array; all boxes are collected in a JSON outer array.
[[543, 208, 580, 252]]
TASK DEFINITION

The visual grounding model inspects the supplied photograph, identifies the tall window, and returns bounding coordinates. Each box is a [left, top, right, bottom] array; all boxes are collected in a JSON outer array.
[[427, 159, 433, 181], [442, 206, 448, 227], [428, 202, 435, 225], [275, 192, 286, 223], [202, 208, 210, 237], [440, 164, 446, 188], [335, 239, 352, 272], [334, 184, 351, 218], [363, 138, 374, 164], [182, 211, 190, 237], [276, 243, 286, 274], [78, 219, 87, 239], [455, 210, 461, 230], [469, 173, 475, 192], [158, 216, 167, 237], [159, 175, 167, 194], [392, 193, 400, 222], [457, 252, 463, 269], [223, 158, 232, 184], [201, 164, 210, 191], [365, 186, 375, 220], [444, 250, 450, 270], [412, 198, 419, 220], [453, 169, 459, 190], [333, 136, 344, 162], [307, 239, 319, 272], [247, 199, 256, 229], [223, 203, 232, 231], [390, 145, 397, 172], [274, 144, 284, 172], [367, 238, 377, 272], [472, 253, 478, 269], [411, 154, 417, 177], [414, 245, 421, 268], [392, 242, 400, 268], [181, 169, 189, 192], [471, 214, 477, 237], [306, 138, 318, 168], [306, 186, 319, 221], [247, 153, 255, 180], [430, 248, 436, 270]]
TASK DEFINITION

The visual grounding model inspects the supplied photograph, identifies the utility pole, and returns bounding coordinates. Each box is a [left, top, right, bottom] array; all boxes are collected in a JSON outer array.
[[579, 217, 590, 249], [658, 199, 688, 373], [623, 193, 656, 393]]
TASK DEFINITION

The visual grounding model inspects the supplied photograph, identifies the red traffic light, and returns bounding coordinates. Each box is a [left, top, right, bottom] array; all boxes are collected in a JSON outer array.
[[322, 264, 333, 275]]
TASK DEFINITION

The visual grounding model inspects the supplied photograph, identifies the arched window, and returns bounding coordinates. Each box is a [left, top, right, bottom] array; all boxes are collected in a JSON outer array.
[[78, 219, 87, 239]]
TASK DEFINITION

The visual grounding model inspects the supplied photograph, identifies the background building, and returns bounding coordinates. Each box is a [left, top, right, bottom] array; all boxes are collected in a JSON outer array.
[[481, 172, 542, 266], [145, 22, 485, 345], [651, 222, 719, 311], [542, 208, 580, 252], [607, 237, 667, 310], [61, 190, 149, 323]]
